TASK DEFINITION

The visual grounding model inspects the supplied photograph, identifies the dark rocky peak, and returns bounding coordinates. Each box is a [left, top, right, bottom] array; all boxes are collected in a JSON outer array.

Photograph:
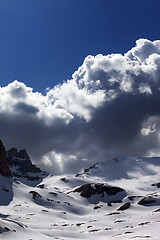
[[7, 148, 30, 160], [17, 149, 30, 160], [0, 140, 12, 177], [7, 148, 41, 174], [7, 147, 18, 157], [7, 146, 48, 184]]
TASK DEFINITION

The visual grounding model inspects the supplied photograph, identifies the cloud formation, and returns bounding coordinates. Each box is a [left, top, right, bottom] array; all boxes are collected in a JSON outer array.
[[1, 38, 160, 174]]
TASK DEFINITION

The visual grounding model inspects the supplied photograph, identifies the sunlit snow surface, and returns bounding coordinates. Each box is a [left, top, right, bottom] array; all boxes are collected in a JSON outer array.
[[0, 156, 160, 239]]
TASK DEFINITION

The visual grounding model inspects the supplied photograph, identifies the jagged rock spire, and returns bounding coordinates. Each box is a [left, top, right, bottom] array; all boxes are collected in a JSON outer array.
[[0, 139, 12, 176], [7, 147, 30, 160]]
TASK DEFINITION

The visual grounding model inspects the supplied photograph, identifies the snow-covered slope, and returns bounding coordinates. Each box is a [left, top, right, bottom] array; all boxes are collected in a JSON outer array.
[[0, 156, 160, 239]]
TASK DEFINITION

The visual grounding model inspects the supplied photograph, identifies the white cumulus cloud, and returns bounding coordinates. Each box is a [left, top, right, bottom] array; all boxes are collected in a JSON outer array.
[[1, 38, 160, 174]]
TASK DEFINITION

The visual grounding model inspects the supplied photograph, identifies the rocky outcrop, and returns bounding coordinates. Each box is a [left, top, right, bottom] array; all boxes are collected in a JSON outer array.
[[73, 183, 125, 198], [152, 182, 160, 188], [138, 196, 156, 205], [137, 192, 160, 206], [117, 202, 131, 211], [0, 140, 12, 176], [29, 191, 42, 199], [71, 183, 126, 204]]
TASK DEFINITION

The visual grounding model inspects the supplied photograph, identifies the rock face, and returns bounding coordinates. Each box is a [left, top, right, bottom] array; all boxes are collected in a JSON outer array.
[[138, 196, 157, 205], [7, 147, 41, 175], [7, 147, 48, 182], [7, 147, 18, 158], [73, 183, 125, 199], [0, 140, 12, 176], [71, 183, 126, 204], [117, 202, 131, 211], [7, 148, 30, 160]]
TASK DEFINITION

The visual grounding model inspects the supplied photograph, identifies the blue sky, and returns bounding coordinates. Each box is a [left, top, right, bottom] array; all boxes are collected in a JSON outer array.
[[1, 0, 160, 173], [1, 0, 160, 93]]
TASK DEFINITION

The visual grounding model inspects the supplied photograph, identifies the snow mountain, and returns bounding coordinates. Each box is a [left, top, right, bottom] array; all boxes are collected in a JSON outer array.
[[0, 147, 160, 239], [7, 147, 48, 186]]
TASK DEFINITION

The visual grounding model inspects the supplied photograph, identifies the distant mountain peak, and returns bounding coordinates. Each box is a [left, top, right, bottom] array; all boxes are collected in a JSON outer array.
[[7, 147, 30, 160], [6, 145, 48, 185]]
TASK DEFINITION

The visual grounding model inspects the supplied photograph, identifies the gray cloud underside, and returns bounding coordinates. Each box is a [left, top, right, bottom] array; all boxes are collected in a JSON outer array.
[[1, 38, 160, 174]]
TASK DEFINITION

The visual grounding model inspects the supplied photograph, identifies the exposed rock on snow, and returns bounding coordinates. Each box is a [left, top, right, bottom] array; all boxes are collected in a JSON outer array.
[[0, 225, 10, 234], [72, 183, 126, 204], [152, 182, 160, 188], [138, 194, 160, 206], [0, 155, 160, 239], [117, 202, 131, 211], [29, 191, 42, 199]]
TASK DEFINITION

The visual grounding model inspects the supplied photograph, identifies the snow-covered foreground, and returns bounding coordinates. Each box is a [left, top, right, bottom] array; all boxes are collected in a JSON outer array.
[[0, 156, 160, 239]]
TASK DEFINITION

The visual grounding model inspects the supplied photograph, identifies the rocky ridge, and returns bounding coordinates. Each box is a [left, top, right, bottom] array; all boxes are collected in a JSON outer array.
[[0, 139, 47, 183], [7, 147, 48, 182]]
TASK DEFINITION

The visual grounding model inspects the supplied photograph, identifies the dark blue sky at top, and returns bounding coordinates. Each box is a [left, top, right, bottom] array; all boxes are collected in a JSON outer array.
[[0, 0, 160, 93]]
